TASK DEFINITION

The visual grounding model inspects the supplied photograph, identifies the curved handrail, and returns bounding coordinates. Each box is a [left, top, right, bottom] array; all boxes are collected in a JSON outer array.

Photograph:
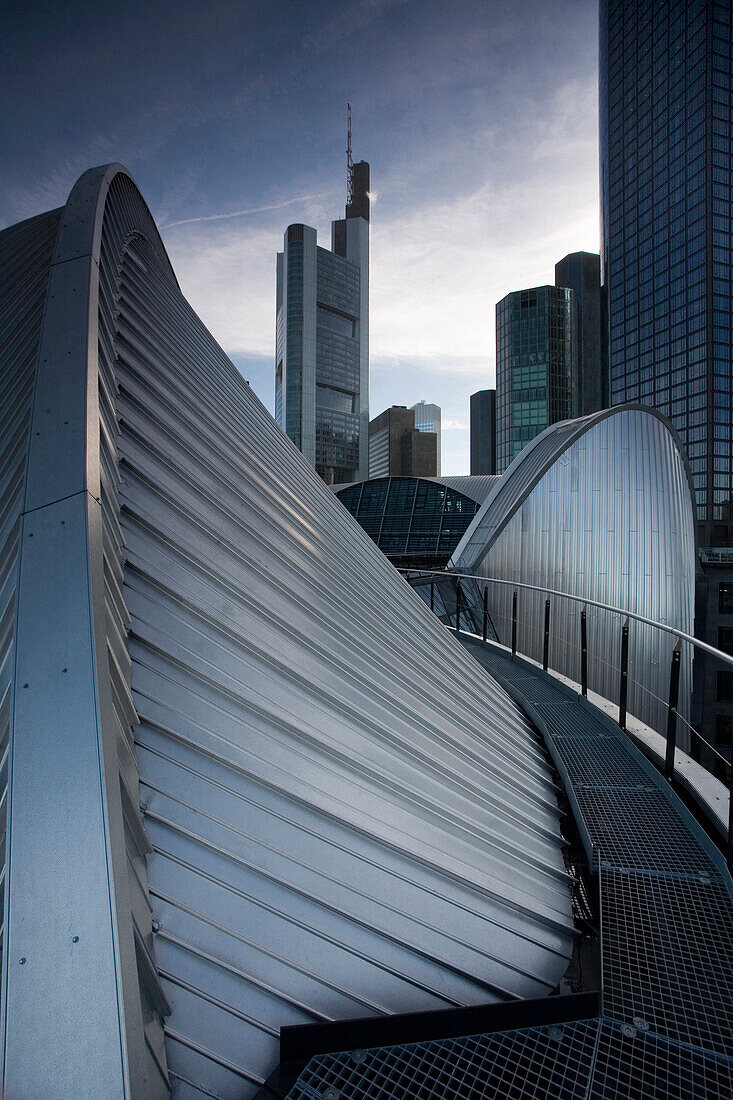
[[403, 565, 733, 869], [401, 567, 733, 672]]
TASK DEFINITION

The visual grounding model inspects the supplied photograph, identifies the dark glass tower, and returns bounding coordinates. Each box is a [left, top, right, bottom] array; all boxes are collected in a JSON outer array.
[[600, 0, 732, 548], [555, 251, 605, 416], [600, 0, 733, 766], [495, 286, 574, 472], [470, 389, 497, 475]]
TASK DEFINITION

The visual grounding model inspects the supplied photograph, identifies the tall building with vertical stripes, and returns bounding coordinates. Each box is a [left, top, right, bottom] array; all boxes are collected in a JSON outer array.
[[275, 162, 370, 484]]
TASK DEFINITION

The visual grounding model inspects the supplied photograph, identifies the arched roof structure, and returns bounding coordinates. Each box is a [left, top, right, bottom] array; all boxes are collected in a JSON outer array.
[[450, 406, 698, 735], [0, 166, 572, 1098]]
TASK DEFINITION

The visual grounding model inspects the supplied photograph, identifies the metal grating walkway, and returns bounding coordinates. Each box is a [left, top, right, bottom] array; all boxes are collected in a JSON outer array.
[[276, 636, 733, 1100]]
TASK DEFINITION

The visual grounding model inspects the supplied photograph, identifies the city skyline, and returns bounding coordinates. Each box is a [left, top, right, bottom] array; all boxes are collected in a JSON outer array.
[[2, 0, 600, 474]]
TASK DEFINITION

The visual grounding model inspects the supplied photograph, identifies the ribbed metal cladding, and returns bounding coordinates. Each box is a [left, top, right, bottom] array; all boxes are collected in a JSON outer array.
[[0, 165, 574, 1098], [0, 207, 62, 984], [429, 475, 502, 505], [450, 409, 697, 738]]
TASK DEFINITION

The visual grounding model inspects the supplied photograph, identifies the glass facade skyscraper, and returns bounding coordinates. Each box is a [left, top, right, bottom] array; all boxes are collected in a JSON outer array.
[[600, 0, 732, 548], [276, 163, 370, 484], [410, 400, 442, 473], [470, 388, 497, 475], [495, 286, 574, 472], [600, 1, 733, 764], [555, 251, 605, 416]]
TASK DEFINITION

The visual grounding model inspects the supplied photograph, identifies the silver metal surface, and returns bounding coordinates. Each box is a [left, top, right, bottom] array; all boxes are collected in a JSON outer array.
[[450, 408, 697, 737], [429, 474, 501, 505], [0, 165, 574, 1097], [1, 166, 173, 1099]]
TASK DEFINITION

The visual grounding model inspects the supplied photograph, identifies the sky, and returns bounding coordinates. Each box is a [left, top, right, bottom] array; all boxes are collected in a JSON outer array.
[[2, 0, 601, 474]]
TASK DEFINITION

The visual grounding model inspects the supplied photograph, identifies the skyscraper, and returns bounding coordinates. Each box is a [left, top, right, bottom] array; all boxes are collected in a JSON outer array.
[[495, 286, 574, 472], [600, 0, 733, 764], [600, 0, 731, 549], [276, 161, 370, 484], [555, 251, 605, 416], [368, 405, 438, 478], [470, 388, 497, 475], [410, 400, 442, 474]]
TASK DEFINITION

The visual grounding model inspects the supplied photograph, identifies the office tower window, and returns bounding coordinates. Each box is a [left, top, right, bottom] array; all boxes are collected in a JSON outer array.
[[495, 286, 574, 472], [600, 0, 733, 547], [276, 163, 370, 484]]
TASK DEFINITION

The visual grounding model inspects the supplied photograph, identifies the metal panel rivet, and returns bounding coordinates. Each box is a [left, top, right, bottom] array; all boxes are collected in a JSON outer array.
[[322, 1090, 339, 1099], [72, 936, 79, 943], [62, 668, 67, 673], [620, 1024, 637, 1038], [548, 1027, 563, 1040], [22, 684, 28, 689], [152, 920, 161, 933], [632, 1017, 649, 1031], [19, 958, 25, 965], [351, 1049, 366, 1063]]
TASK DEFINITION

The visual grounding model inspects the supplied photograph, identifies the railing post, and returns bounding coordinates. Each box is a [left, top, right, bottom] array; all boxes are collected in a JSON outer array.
[[430, 578, 434, 613], [619, 618, 629, 731], [580, 606, 588, 697], [511, 590, 518, 656], [664, 640, 681, 781], [455, 579, 462, 634], [727, 765, 733, 875], [482, 584, 488, 643], [543, 597, 550, 672]]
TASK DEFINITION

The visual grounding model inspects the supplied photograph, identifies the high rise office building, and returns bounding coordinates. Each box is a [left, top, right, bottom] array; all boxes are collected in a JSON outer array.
[[600, 0, 733, 764], [555, 251, 605, 416], [368, 405, 438, 478], [495, 286, 574, 472], [276, 161, 370, 484], [470, 388, 497, 475], [410, 400, 442, 474], [600, 0, 731, 548]]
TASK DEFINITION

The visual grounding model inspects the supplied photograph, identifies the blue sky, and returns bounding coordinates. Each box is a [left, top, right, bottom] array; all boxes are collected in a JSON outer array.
[[2, 0, 600, 474]]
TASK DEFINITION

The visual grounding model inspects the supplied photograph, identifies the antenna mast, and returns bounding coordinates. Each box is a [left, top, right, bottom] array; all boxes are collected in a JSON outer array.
[[347, 102, 353, 205]]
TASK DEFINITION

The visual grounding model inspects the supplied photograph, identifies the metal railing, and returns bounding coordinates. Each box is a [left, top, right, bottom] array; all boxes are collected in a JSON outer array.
[[402, 567, 733, 872]]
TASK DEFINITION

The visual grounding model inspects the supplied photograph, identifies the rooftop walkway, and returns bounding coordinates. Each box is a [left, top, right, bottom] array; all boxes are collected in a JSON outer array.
[[272, 634, 733, 1100]]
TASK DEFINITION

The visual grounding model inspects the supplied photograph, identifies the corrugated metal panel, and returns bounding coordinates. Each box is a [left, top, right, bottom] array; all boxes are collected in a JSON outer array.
[[430, 475, 501, 505], [451, 410, 697, 737], [2, 166, 170, 1099], [113, 234, 572, 1096], [0, 206, 62, 1017], [450, 415, 596, 571], [1, 165, 574, 1098]]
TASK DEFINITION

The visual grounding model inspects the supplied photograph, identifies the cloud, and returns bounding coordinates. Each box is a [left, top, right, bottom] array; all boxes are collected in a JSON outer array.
[[165, 75, 599, 387], [442, 418, 468, 431], [163, 193, 327, 229], [164, 221, 278, 359]]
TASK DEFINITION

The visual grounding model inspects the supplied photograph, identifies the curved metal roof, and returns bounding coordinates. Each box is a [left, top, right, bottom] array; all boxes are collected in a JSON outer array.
[[450, 405, 697, 573], [449, 404, 698, 739], [1, 165, 573, 1099], [430, 474, 501, 505]]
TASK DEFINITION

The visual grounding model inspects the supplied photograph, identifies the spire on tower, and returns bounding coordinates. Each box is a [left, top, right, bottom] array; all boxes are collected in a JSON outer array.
[[347, 102, 353, 206]]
